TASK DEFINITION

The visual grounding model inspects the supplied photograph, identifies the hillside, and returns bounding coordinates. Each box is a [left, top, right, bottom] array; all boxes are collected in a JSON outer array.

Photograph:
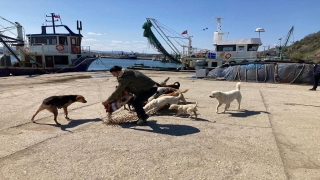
[[287, 30, 320, 60]]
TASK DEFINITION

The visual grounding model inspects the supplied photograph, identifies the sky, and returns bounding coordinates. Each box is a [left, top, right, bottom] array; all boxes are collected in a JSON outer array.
[[1, 0, 320, 54]]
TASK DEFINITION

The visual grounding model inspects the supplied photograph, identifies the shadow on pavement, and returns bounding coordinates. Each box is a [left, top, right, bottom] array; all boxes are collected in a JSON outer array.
[[34, 118, 102, 131], [228, 110, 270, 118], [120, 120, 200, 136]]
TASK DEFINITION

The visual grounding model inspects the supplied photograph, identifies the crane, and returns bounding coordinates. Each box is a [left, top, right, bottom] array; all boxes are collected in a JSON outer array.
[[278, 26, 294, 60], [0, 15, 25, 62]]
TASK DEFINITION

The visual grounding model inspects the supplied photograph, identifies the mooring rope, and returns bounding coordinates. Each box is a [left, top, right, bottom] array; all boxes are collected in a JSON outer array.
[[290, 63, 305, 84], [245, 65, 247, 82], [264, 64, 267, 82], [274, 64, 279, 83], [256, 64, 258, 82]]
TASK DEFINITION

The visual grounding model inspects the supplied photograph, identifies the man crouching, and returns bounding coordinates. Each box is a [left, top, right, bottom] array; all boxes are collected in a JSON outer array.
[[102, 65, 157, 125]]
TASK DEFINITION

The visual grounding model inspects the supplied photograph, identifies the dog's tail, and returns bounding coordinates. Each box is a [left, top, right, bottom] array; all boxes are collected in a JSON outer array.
[[236, 82, 241, 91], [159, 77, 170, 86], [177, 89, 188, 93]]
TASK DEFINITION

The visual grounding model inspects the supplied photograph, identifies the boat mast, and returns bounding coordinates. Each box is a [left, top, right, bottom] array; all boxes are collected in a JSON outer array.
[[213, 17, 229, 46], [46, 13, 58, 34]]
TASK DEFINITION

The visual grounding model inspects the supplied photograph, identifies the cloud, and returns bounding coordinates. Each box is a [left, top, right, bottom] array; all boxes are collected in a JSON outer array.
[[133, 41, 144, 43], [82, 38, 97, 42], [87, 32, 102, 35], [111, 40, 122, 43]]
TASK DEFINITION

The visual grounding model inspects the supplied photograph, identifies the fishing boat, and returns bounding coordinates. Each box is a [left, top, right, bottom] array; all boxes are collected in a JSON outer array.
[[0, 13, 99, 77], [114, 51, 138, 59], [126, 62, 180, 71]]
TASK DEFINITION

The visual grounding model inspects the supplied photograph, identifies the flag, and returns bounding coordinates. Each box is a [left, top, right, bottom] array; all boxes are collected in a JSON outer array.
[[279, 38, 282, 40], [54, 14, 60, 18], [181, 30, 188, 35]]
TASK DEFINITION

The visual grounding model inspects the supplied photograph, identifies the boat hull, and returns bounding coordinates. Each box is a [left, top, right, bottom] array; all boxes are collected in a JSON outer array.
[[127, 64, 180, 71], [0, 57, 97, 76]]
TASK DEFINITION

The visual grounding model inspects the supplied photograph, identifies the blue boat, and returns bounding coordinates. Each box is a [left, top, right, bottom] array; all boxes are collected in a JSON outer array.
[[0, 13, 98, 76]]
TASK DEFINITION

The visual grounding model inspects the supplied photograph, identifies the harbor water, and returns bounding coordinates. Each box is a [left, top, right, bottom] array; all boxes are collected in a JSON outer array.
[[88, 58, 181, 71], [7, 55, 181, 71]]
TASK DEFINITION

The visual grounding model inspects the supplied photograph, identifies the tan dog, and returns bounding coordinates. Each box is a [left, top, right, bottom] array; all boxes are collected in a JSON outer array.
[[169, 102, 198, 119], [144, 93, 182, 114], [31, 95, 87, 125], [158, 89, 188, 104]]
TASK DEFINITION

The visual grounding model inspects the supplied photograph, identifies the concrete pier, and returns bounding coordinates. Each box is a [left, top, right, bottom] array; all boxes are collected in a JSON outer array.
[[0, 71, 319, 179]]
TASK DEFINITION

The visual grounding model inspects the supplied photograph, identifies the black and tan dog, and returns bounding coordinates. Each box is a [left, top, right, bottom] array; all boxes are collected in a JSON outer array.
[[31, 95, 87, 125]]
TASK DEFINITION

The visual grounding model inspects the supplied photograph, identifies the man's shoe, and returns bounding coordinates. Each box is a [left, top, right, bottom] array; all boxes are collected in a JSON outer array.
[[136, 119, 146, 125], [309, 88, 316, 91]]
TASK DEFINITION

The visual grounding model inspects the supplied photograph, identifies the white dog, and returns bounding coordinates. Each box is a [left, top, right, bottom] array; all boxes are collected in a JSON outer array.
[[169, 102, 198, 119], [209, 82, 241, 113], [144, 93, 182, 114]]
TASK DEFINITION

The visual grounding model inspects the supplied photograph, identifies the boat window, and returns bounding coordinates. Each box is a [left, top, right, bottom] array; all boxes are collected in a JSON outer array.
[[29, 36, 57, 45], [54, 56, 69, 65], [217, 45, 236, 52], [247, 44, 259, 51], [59, 36, 68, 45], [238, 46, 245, 51], [71, 38, 76, 44], [77, 38, 81, 46]]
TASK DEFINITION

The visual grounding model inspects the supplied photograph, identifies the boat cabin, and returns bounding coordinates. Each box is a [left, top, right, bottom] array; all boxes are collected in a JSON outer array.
[[213, 37, 262, 62]]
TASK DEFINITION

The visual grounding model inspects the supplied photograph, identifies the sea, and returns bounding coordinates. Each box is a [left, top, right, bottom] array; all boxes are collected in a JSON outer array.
[[87, 58, 181, 71], [7, 55, 181, 71]]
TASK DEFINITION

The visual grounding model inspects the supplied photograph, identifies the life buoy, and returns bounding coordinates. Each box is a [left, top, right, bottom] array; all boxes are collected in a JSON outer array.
[[56, 44, 64, 52], [72, 46, 79, 53], [24, 47, 30, 52], [224, 53, 231, 59]]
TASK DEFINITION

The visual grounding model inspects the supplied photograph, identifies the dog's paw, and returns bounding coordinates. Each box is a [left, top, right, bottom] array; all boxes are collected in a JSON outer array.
[[65, 116, 70, 120]]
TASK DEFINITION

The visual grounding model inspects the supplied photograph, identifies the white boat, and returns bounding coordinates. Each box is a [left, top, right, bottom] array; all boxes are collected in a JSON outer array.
[[0, 13, 99, 76], [181, 17, 262, 70], [142, 17, 262, 70]]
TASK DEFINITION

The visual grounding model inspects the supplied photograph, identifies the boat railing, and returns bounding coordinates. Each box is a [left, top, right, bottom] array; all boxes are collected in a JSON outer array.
[[81, 46, 92, 53]]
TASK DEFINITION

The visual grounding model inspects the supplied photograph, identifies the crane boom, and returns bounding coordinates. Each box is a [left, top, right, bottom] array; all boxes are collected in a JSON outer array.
[[279, 26, 294, 60]]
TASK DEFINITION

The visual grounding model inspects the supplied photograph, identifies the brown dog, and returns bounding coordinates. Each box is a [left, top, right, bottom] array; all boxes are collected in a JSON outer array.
[[31, 95, 87, 125]]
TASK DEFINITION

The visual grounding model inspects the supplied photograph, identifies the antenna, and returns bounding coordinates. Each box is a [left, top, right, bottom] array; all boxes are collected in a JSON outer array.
[[255, 28, 265, 38], [77, 20, 82, 34], [213, 17, 225, 33]]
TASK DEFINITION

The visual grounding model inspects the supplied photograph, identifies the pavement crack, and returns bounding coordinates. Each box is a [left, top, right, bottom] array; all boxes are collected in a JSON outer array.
[[259, 89, 289, 179]]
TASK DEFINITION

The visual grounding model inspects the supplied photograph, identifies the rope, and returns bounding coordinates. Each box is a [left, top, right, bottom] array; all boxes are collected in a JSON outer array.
[[245, 65, 247, 82], [290, 63, 305, 83], [274, 64, 278, 83], [95, 57, 110, 69], [264, 64, 267, 82], [237, 65, 241, 81], [256, 64, 258, 82], [0, 15, 16, 25]]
